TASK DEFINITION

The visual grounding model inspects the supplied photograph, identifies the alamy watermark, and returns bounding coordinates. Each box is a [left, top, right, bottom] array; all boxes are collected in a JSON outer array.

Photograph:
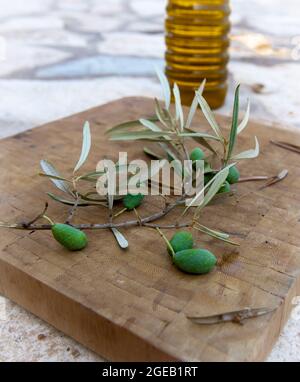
[[95, 152, 205, 206]]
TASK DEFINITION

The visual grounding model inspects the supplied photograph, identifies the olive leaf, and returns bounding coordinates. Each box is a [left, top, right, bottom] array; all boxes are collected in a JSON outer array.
[[47, 192, 106, 206], [143, 147, 163, 159], [196, 92, 224, 142], [109, 130, 174, 141], [185, 79, 206, 129], [237, 99, 250, 134], [184, 128, 218, 155], [187, 307, 276, 325], [74, 121, 91, 173], [40, 160, 72, 195], [183, 164, 235, 217], [111, 228, 129, 249], [231, 136, 259, 160], [139, 118, 162, 132], [105, 117, 158, 135], [179, 131, 220, 142], [154, 98, 171, 129], [155, 67, 171, 110], [196, 165, 233, 211], [39, 173, 72, 183], [226, 85, 240, 162], [193, 223, 239, 246], [173, 83, 184, 131], [76, 171, 105, 181]]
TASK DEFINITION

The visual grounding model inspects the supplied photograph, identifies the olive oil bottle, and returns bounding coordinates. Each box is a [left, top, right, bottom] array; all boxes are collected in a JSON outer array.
[[165, 0, 230, 108]]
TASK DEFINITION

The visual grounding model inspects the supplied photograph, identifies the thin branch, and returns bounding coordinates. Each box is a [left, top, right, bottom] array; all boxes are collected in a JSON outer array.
[[3, 196, 186, 231], [65, 197, 80, 224], [22, 202, 49, 228]]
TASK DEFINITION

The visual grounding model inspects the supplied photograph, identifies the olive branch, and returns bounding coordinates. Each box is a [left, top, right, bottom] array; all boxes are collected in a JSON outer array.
[[0, 70, 260, 252]]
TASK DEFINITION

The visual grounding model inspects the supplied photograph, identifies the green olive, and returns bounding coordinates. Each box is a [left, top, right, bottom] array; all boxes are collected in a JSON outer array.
[[168, 231, 194, 255], [51, 223, 88, 251], [123, 193, 144, 210], [217, 181, 231, 194], [173, 248, 217, 274], [190, 148, 205, 164], [227, 165, 240, 184]]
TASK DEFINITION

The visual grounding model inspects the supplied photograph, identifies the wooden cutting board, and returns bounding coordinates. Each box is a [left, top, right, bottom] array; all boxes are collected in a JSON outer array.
[[0, 97, 300, 362]]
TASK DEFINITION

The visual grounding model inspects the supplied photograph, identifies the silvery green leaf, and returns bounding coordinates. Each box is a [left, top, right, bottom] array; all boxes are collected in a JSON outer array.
[[40, 160, 72, 195], [179, 131, 220, 141], [106, 116, 159, 135], [106, 120, 142, 135], [185, 79, 206, 129], [237, 99, 250, 134], [143, 147, 163, 159], [111, 228, 129, 249], [226, 85, 240, 162], [196, 92, 224, 141], [193, 224, 239, 246], [47, 192, 106, 207], [183, 164, 234, 215], [196, 166, 230, 211], [173, 83, 184, 131], [110, 130, 173, 141], [184, 127, 218, 155], [139, 118, 162, 132], [231, 136, 259, 160], [155, 67, 171, 110], [76, 171, 105, 181], [154, 98, 171, 129], [39, 173, 72, 183], [195, 223, 229, 239], [74, 121, 91, 173]]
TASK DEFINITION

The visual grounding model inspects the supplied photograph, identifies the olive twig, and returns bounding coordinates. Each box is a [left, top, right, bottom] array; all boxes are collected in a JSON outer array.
[[4, 196, 187, 231], [65, 196, 80, 224], [156, 227, 175, 256], [23, 202, 49, 228]]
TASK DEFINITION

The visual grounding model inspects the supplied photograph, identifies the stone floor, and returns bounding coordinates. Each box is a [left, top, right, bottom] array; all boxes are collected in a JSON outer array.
[[0, 0, 300, 362]]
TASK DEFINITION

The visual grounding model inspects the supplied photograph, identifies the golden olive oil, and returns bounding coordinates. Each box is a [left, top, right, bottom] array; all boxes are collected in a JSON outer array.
[[165, 0, 230, 108]]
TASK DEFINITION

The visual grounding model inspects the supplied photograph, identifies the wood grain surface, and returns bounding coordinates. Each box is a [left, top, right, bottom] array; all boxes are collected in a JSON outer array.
[[0, 97, 300, 361]]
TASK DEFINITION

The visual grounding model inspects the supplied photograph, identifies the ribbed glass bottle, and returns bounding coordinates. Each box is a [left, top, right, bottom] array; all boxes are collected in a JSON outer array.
[[165, 0, 230, 109]]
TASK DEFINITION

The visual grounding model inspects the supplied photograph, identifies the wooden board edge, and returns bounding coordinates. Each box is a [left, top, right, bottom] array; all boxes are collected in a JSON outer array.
[[0, 256, 179, 362]]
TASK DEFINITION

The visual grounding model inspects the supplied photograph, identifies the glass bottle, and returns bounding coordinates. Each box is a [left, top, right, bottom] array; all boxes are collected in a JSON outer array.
[[165, 0, 230, 109]]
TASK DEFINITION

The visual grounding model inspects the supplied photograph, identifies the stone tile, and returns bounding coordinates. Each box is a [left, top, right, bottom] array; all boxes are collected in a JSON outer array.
[[233, 0, 300, 37], [0, 0, 53, 18], [0, 16, 64, 32], [35, 55, 163, 79], [13, 30, 88, 49], [127, 20, 164, 34], [0, 296, 101, 362], [97, 32, 164, 57], [221, 61, 300, 129], [71, 14, 124, 33], [0, 42, 71, 77], [0, 78, 161, 139], [130, 0, 165, 17]]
